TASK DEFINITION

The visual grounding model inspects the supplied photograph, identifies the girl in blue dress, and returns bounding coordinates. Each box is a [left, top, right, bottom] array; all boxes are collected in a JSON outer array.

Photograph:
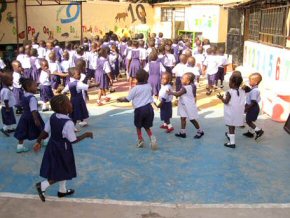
[[34, 94, 93, 202]]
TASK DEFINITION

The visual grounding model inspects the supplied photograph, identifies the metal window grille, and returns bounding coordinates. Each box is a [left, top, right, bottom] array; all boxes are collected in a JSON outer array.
[[161, 8, 172, 22], [248, 9, 261, 41]]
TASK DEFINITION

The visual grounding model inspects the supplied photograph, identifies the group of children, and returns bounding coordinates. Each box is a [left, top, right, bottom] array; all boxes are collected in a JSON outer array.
[[0, 31, 264, 202]]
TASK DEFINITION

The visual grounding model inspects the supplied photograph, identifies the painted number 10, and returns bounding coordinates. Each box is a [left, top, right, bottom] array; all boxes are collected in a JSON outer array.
[[128, 4, 146, 24]]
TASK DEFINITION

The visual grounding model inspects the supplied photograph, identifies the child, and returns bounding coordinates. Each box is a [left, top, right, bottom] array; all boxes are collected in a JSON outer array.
[[168, 73, 204, 139], [109, 45, 120, 82], [30, 48, 41, 83], [128, 41, 141, 88], [37, 40, 46, 59], [45, 41, 54, 62], [155, 72, 174, 133], [125, 40, 133, 80], [138, 40, 147, 68], [34, 94, 93, 202], [172, 54, 187, 91], [48, 51, 66, 92], [87, 42, 98, 81], [243, 73, 264, 140], [172, 39, 180, 63], [60, 51, 73, 86], [215, 47, 228, 88], [117, 69, 157, 150], [22, 45, 32, 79], [193, 47, 205, 84], [144, 51, 166, 97], [203, 48, 219, 95], [217, 71, 246, 148], [157, 46, 165, 66], [185, 57, 200, 86], [14, 78, 44, 153], [95, 48, 111, 106], [1, 71, 16, 136], [118, 37, 127, 73], [163, 45, 176, 74], [12, 60, 24, 115], [39, 59, 54, 112], [62, 67, 98, 127]]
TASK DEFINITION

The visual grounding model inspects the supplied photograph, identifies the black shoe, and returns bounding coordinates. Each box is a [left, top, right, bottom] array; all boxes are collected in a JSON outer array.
[[225, 132, 230, 141], [42, 109, 49, 112], [255, 129, 264, 140], [175, 133, 186, 138], [194, 131, 204, 139], [35, 182, 45, 202], [57, 189, 75, 198], [1, 128, 10, 137], [224, 143, 236, 149], [15, 110, 22, 115], [243, 131, 254, 138], [7, 129, 16, 133]]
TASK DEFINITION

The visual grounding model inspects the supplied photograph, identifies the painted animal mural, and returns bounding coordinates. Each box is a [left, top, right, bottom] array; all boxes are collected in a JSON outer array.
[[115, 12, 128, 22]]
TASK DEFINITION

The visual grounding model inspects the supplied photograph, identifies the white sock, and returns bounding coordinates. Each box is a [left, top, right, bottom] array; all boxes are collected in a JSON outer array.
[[180, 129, 186, 134], [255, 127, 261, 132], [41, 180, 50, 192], [197, 128, 203, 133], [42, 103, 48, 110], [3, 125, 8, 131], [167, 124, 172, 129], [17, 144, 24, 149], [229, 134, 235, 145], [163, 123, 168, 126], [43, 138, 49, 145], [248, 128, 254, 134], [59, 180, 67, 193]]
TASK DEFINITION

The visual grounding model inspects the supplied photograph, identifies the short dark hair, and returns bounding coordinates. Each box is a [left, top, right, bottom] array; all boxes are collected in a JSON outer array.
[[136, 69, 149, 84]]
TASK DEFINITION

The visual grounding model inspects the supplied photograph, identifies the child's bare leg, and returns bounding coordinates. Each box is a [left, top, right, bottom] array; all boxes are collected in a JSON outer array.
[[136, 128, 144, 148], [145, 128, 157, 150], [175, 117, 187, 138], [190, 119, 204, 139]]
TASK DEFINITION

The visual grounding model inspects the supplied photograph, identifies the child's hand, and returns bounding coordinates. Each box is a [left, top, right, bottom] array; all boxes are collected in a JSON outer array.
[[33, 143, 41, 152], [117, 98, 122, 103], [217, 92, 223, 100], [85, 132, 93, 139]]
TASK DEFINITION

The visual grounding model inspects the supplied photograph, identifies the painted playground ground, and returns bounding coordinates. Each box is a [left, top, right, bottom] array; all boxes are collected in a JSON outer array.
[[0, 77, 289, 205]]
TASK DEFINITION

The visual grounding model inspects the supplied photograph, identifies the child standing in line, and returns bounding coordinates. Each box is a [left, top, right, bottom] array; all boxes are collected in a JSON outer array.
[[30, 48, 41, 84], [138, 40, 147, 68], [243, 73, 264, 140], [128, 41, 142, 88], [215, 47, 228, 88], [14, 78, 44, 153], [95, 48, 111, 106], [163, 45, 176, 74], [125, 40, 133, 80], [144, 51, 166, 97], [34, 94, 93, 202], [185, 57, 200, 86], [60, 51, 72, 86], [193, 47, 205, 85], [87, 42, 98, 81], [155, 72, 174, 133], [109, 45, 121, 82], [172, 54, 187, 91], [203, 48, 219, 95], [117, 69, 157, 150], [217, 71, 246, 148], [39, 59, 54, 112], [12, 60, 24, 115], [168, 73, 204, 139], [0, 71, 16, 136]]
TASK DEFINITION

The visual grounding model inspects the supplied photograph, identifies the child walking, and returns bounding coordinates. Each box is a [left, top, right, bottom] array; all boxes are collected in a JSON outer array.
[[14, 78, 44, 153], [128, 41, 141, 88], [34, 94, 93, 202], [243, 73, 264, 140], [155, 72, 174, 133], [117, 69, 157, 150], [172, 54, 187, 91], [168, 73, 204, 139], [203, 48, 219, 95], [215, 47, 228, 88], [1, 71, 16, 136], [217, 71, 246, 148], [12, 60, 24, 115]]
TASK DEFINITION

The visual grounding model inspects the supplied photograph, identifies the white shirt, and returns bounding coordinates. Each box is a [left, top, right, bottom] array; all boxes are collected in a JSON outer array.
[[184, 65, 200, 76], [1, 87, 16, 107], [44, 113, 77, 142], [144, 61, 166, 74], [31, 57, 41, 69], [13, 72, 22, 88], [24, 92, 38, 112], [126, 48, 140, 60], [139, 48, 147, 61], [49, 62, 62, 74], [62, 78, 88, 94], [172, 63, 187, 77], [45, 49, 53, 62], [16, 54, 25, 64], [203, 55, 219, 75], [37, 47, 46, 59], [0, 58, 6, 69], [246, 86, 261, 105], [159, 84, 173, 102], [88, 52, 98, 70], [126, 84, 153, 109], [99, 57, 111, 74], [21, 55, 31, 69], [146, 47, 153, 57], [60, 60, 72, 73], [217, 55, 228, 67], [163, 53, 176, 67], [194, 54, 205, 69], [39, 70, 51, 86]]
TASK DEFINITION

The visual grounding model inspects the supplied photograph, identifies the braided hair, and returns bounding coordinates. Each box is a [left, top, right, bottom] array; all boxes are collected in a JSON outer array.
[[19, 77, 34, 92], [50, 94, 70, 114], [230, 71, 243, 96]]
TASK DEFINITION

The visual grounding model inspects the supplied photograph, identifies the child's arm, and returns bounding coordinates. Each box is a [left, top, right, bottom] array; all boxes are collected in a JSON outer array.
[[242, 85, 251, 93], [4, 100, 10, 112], [71, 132, 93, 144], [167, 87, 186, 97], [32, 111, 42, 128], [52, 71, 68, 78], [61, 85, 69, 94], [117, 97, 129, 103], [217, 92, 231, 104], [34, 131, 49, 152]]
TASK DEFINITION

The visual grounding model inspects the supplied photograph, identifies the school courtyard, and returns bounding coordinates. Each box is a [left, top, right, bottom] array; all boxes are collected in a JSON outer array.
[[0, 75, 289, 218]]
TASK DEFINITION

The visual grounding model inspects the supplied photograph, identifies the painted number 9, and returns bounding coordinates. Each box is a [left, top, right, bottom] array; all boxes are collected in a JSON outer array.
[[128, 4, 146, 24]]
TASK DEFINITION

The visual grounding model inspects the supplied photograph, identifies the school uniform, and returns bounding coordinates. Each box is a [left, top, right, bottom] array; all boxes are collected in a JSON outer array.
[[216, 55, 228, 82], [163, 53, 176, 74], [184, 65, 200, 84], [14, 92, 44, 140], [1, 86, 16, 127], [109, 52, 120, 79], [87, 51, 98, 80], [144, 61, 166, 96], [60, 60, 73, 86], [139, 47, 147, 67], [54, 46, 63, 62], [203, 55, 219, 86], [171, 44, 179, 63], [37, 47, 46, 59], [95, 57, 110, 89], [194, 53, 205, 75], [62, 78, 89, 123], [246, 86, 261, 122], [177, 84, 198, 120], [45, 49, 53, 62], [40, 113, 77, 181], [118, 42, 127, 71], [128, 49, 141, 78], [172, 63, 187, 91], [19, 54, 31, 79], [157, 54, 165, 66], [159, 84, 173, 123], [12, 72, 24, 109], [39, 70, 54, 103], [0, 58, 6, 70], [127, 84, 154, 129], [30, 56, 41, 83], [49, 61, 62, 90], [125, 47, 132, 73], [224, 88, 246, 127]]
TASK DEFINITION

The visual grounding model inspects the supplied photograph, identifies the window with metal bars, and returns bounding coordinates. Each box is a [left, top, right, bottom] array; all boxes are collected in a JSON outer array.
[[161, 8, 172, 22], [248, 9, 261, 41]]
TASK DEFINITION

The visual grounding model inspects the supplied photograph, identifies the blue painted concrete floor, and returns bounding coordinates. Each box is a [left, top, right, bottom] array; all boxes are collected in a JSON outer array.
[[0, 105, 289, 204]]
